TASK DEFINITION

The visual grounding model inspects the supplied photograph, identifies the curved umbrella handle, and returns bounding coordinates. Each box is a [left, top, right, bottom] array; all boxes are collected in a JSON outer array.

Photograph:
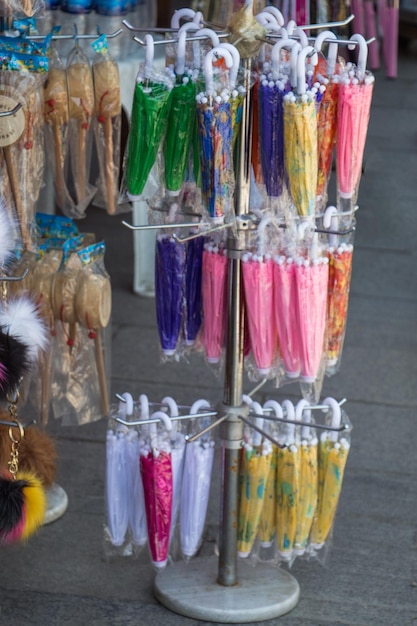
[[192, 10, 204, 27], [262, 5, 285, 26], [204, 47, 234, 96], [171, 7, 195, 29], [271, 37, 299, 77], [294, 26, 309, 48], [194, 28, 221, 70], [323, 205, 339, 248], [263, 399, 283, 419], [139, 393, 150, 420], [295, 399, 311, 440], [248, 401, 264, 447], [290, 41, 302, 89], [255, 11, 280, 26], [286, 19, 297, 35], [217, 42, 240, 90], [314, 30, 338, 77], [281, 399, 296, 444], [322, 397, 341, 442], [348, 33, 368, 81], [119, 392, 134, 418], [297, 45, 318, 95], [144, 34, 154, 80], [256, 215, 277, 257], [190, 398, 211, 414], [162, 395, 179, 441], [151, 410, 173, 432], [176, 29, 188, 76]]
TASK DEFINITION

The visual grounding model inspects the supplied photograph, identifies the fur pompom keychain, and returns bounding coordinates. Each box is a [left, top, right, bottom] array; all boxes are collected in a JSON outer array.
[[0, 402, 47, 545]]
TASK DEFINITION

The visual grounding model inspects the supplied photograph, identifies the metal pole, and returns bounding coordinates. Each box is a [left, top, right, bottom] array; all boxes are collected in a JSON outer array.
[[218, 57, 253, 588]]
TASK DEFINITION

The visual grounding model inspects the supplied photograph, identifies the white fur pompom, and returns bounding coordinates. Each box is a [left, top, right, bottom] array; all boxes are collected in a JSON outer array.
[[0, 296, 48, 362], [0, 202, 17, 267]]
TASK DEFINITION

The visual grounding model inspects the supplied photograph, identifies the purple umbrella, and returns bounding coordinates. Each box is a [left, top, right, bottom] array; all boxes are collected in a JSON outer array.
[[184, 236, 204, 347], [155, 233, 186, 356]]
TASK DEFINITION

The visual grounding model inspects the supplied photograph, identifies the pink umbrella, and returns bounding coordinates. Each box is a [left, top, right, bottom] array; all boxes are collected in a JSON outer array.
[[140, 410, 173, 569], [383, 0, 399, 79], [273, 255, 300, 379], [295, 230, 329, 383], [242, 217, 278, 377], [201, 241, 228, 364], [336, 35, 375, 214]]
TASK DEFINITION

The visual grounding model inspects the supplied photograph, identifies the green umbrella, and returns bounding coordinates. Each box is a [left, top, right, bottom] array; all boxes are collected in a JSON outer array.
[[163, 30, 197, 195], [126, 35, 173, 200]]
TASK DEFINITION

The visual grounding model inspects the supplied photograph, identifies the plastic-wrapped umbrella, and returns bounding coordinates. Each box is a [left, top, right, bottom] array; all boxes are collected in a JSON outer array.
[[201, 240, 228, 364], [383, 0, 399, 79], [313, 32, 340, 207], [196, 46, 235, 223], [257, 400, 282, 549], [293, 399, 318, 556], [126, 35, 173, 200], [180, 399, 215, 559], [162, 396, 186, 542], [155, 229, 186, 356], [310, 398, 351, 550], [216, 42, 244, 153], [242, 217, 277, 377], [273, 253, 300, 379], [237, 401, 273, 558], [276, 400, 299, 561], [295, 227, 330, 383], [283, 46, 319, 217], [336, 35, 375, 214], [184, 235, 204, 347], [163, 30, 197, 196], [257, 39, 294, 200], [140, 409, 173, 569], [106, 395, 130, 547], [125, 393, 147, 548], [323, 206, 354, 373]]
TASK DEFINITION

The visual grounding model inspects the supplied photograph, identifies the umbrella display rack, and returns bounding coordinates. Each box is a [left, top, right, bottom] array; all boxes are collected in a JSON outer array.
[[121, 14, 367, 619]]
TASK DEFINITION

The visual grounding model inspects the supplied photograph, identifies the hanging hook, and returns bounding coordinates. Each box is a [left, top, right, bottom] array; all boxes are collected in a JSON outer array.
[[0, 102, 23, 118]]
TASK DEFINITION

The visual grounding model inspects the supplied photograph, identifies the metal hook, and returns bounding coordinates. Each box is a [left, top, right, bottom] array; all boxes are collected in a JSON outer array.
[[133, 32, 229, 47], [0, 268, 29, 282], [29, 28, 123, 41], [0, 102, 23, 118], [122, 220, 202, 232], [185, 413, 228, 443], [239, 415, 284, 449], [173, 221, 233, 243]]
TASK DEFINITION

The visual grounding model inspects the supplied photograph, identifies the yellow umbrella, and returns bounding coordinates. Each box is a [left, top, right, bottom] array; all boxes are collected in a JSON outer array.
[[237, 402, 273, 558], [310, 397, 350, 550], [276, 400, 299, 562], [294, 399, 318, 556]]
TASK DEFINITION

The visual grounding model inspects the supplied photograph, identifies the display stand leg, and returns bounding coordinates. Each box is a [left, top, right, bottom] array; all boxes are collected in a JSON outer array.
[[154, 55, 300, 622]]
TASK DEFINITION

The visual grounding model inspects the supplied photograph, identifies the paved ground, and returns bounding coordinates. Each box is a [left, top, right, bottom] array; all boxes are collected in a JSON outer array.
[[1, 42, 417, 626]]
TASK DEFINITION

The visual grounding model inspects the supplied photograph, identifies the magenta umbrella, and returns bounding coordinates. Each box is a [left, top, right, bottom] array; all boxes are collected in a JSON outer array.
[[295, 231, 329, 383], [273, 255, 300, 379], [336, 35, 375, 214], [139, 410, 173, 569], [242, 217, 278, 377], [201, 241, 228, 364]]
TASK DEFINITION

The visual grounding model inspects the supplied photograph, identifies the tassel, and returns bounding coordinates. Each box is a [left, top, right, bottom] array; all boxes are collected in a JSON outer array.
[[0, 296, 48, 363], [0, 471, 47, 544], [0, 330, 31, 400]]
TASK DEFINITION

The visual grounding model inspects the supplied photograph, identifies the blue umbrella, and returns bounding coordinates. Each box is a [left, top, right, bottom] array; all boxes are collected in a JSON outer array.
[[155, 233, 186, 356], [184, 236, 204, 347]]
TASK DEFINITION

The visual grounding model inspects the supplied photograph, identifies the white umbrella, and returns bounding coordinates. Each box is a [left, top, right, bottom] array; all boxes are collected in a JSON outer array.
[[162, 396, 186, 542], [180, 399, 215, 559], [126, 394, 147, 548], [105, 393, 131, 546]]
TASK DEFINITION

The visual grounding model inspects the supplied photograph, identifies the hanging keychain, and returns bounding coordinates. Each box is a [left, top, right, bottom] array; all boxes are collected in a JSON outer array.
[[0, 395, 47, 545]]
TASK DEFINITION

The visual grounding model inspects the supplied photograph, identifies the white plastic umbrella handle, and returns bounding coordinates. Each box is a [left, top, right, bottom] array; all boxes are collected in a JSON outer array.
[[297, 45, 318, 95], [263, 399, 283, 419], [314, 30, 338, 77], [323, 205, 339, 248], [176, 29, 188, 76], [162, 396, 179, 441], [261, 5, 285, 26], [144, 34, 154, 80], [255, 11, 280, 26], [282, 399, 296, 444], [171, 7, 195, 29], [294, 26, 309, 48], [348, 33, 369, 81], [271, 38, 299, 78], [190, 398, 211, 415], [139, 393, 150, 419], [250, 401, 264, 447], [289, 42, 302, 89], [322, 397, 342, 442], [295, 399, 311, 440], [217, 43, 240, 90], [204, 47, 234, 96], [194, 29, 221, 70], [119, 392, 134, 418]]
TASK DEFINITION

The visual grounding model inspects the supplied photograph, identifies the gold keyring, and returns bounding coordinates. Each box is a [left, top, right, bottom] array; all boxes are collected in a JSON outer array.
[[8, 421, 24, 445]]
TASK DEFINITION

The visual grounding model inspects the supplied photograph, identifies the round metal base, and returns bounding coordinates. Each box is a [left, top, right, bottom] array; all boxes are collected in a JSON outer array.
[[154, 556, 300, 623], [43, 483, 68, 525]]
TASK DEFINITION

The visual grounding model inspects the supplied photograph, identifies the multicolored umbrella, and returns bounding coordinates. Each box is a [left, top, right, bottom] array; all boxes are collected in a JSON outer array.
[[125, 35, 173, 200], [201, 241, 228, 363], [293, 399, 318, 555], [310, 398, 350, 550], [242, 217, 277, 377], [323, 207, 354, 374], [283, 46, 319, 217], [276, 400, 299, 562], [237, 401, 273, 558], [180, 399, 215, 559], [155, 231, 186, 357], [163, 30, 197, 196], [140, 409, 173, 569], [336, 35, 374, 213], [295, 229, 329, 383], [196, 46, 235, 223]]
